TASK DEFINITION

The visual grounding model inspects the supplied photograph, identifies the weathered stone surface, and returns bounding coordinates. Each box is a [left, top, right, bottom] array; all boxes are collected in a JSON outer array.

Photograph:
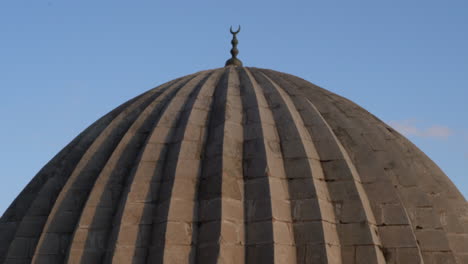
[[1, 67, 466, 263]]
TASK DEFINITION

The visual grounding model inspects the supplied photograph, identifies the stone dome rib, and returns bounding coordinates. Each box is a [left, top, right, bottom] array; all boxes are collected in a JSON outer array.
[[0, 67, 467, 264]]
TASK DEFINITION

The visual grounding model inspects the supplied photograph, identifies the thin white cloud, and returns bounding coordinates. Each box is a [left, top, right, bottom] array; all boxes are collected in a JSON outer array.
[[389, 120, 453, 140], [423, 125, 453, 139]]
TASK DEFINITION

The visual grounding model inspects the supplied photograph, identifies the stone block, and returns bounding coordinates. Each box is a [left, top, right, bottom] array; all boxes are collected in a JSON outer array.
[[327, 181, 360, 202], [141, 143, 167, 162], [222, 137, 243, 159], [121, 202, 152, 225], [382, 204, 409, 225], [322, 221, 340, 246], [294, 222, 325, 245], [315, 139, 344, 161], [221, 199, 243, 222], [245, 199, 272, 222], [220, 221, 243, 245], [195, 244, 219, 263], [396, 247, 423, 264], [243, 138, 265, 160], [415, 229, 451, 251], [442, 213, 466, 233], [400, 187, 433, 208], [111, 246, 147, 264], [243, 123, 262, 141], [116, 224, 150, 247], [338, 200, 367, 223], [391, 166, 419, 188], [422, 252, 457, 264], [321, 159, 354, 181], [296, 244, 328, 264], [272, 221, 294, 245], [198, 221, 221, 245], [166, 200, 196, 222], [340, 246, 355, 264], [362, 132, 388, 151], [197, 178, 222, 201], [243, 158, 267, 179], [134, 161, 158, 181], [287, 178, 318, 200], [268, 178, 289, 200], [160, 179, 195, 201], [6, 237, 37, 258], [283, 158, 311, 179], [178, 124, 203, 142], [127, 180, 154, 203], [187, 108, 209, 126], [379, 225, 416, 248], [73, 228, 107, 250], [381, 247, 396, 264], [223, 122, 243, 142], [36, 233, 62, 255], [245, 244, 274, 263], [164, 221, 193, 245], [455, 254, 468, 264], [363, 181, 399, 204], [15, 216, 46, 237], [174, 142, 201, 161], [339, 222, 375, 246], [356, 245, 384, 263], [274, 244, 297, 263], [409, 207, 441, 229], [222, 157, 243, 180], [266, 157, 287, 179], [226, 105, 243, 124], [199, 198, 221, 222], [265, 140, 282, 159], [67, 248, 100, 264], [244, 176, 272, 199], [292, 199, 322, 222], [281, 139, 308, 159], [218, 245, 244, 264], [271, 199, 293, 222], [245, 221, 274, 245]]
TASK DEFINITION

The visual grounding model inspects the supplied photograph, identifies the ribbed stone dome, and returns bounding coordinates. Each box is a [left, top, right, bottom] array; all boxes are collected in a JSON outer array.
[[1, 67, 467, 264]]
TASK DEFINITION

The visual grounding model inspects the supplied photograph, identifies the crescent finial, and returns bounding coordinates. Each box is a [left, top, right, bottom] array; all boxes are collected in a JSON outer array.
[[230, 25, 241, 35], [225, 25, 243, 67]]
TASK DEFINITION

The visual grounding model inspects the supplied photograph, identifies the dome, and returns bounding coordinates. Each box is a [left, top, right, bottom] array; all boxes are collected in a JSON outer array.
[[1, 67, 467, 264]]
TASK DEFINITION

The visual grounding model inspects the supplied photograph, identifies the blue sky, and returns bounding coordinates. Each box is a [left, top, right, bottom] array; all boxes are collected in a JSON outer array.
[[0, 1, 467, 214]]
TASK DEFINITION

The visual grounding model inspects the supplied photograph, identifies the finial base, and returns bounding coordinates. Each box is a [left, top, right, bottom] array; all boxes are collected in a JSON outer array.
[[225, 58, 243, 67]]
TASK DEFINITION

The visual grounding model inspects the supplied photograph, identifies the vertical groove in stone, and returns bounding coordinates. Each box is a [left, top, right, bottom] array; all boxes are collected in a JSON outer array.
[[216, 68, 245, 264], [260, 69, 425, 263], [145, 70, 223, 263], [63, 76, 197, 263], [191, 67, 246, 264], [249, 68, 340, 264], [102, 71, 211, 264], [236, 67, 275, 264], [0, 91, 147, 264], [4, 84, 168, 264], [240, 68, 297, 264]]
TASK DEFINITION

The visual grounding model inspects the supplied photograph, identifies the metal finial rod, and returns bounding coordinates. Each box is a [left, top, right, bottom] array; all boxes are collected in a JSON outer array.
[[225, 25, 243, 67]]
